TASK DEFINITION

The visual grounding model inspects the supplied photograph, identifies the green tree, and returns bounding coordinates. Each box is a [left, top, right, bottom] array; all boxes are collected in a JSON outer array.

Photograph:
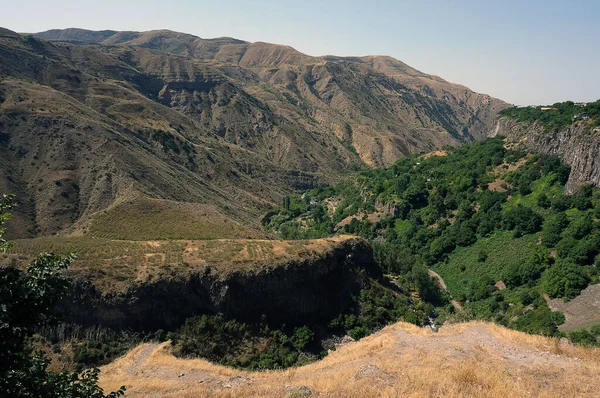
[[513, 308, 564, 336], [0, 195, 125, 398], [291, 326, 315, 350], [407, 265, 441, 304], [502, 204, 543, 236], [312, 204, 327, 224], [563, 214, 593, 240], [503, 246, 552, 287], [537, 193, 551, 208], [543, 260, 590, 299], [541, 212, 569, 247]]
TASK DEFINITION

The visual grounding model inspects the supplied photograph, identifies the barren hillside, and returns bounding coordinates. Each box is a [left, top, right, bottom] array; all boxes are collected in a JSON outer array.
[[0, 27, 507, 239]]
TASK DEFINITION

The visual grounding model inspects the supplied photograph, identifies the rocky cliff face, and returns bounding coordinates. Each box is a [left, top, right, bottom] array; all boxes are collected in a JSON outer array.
[[490, 117, 600, 193], [58, 238, 379, 331]]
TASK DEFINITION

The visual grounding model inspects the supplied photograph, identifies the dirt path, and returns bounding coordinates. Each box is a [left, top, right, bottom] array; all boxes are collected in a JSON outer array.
[[122, 342, 231, 387], [127, 343, 159, 375], [428, 269, 463, 311], [100, 321, 600, 397]]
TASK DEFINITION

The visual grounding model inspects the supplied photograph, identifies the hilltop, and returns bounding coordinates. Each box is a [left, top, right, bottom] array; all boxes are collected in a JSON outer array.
[[0, 27, 507, 239], [98, 320, 600, 397]]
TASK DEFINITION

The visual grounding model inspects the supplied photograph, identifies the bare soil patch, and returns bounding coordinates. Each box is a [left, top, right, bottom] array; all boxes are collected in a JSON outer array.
[[547, 284, 600, 331]]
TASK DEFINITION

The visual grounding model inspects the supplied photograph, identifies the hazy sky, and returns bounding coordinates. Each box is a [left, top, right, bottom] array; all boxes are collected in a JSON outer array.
[[2, 0, 599, 105]]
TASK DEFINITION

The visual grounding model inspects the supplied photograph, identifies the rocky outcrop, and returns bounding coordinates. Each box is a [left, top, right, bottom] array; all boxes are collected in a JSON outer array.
[[490, 117, 600, 193], [58, 238, 379, 331]]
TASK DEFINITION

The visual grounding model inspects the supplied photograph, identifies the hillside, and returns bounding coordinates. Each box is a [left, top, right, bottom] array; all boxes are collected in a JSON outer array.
[[0, 27, 506, 239], [3, 235, 385, 329], [491, 100, 600, 193], [265, 137, 600, 337], [97, 321, 600, 397], [6, 232, 431, 373]]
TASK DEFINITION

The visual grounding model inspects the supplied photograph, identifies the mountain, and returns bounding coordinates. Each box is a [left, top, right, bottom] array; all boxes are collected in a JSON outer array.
[[0, 27, 507, 238]]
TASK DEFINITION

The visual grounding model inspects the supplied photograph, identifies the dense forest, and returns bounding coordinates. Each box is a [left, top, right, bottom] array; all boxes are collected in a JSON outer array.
[[499, 100, 600, 130], [265, 137, 600, 340]]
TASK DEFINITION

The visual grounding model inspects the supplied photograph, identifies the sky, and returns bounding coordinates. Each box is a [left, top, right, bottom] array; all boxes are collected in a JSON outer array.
[[1, 0, 599, 105]]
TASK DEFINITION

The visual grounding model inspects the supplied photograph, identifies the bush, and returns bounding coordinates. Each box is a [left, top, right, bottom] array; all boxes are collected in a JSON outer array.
[[503, 204, 543, 236], [291, 326, 315, 350], [541, 212, 569, 247], [543, 260, 590, 299], [513, 307, 564, 336], [569, 329, 597, 346]]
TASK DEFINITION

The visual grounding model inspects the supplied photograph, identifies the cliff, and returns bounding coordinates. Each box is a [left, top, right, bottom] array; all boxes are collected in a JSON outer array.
[[490, 117, 600, 193], [56, 237, 379, 331]]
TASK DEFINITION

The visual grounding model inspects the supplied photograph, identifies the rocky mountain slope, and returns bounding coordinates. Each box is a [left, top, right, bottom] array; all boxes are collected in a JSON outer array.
[[98, 321, 600, 397], [0, 27, 507, 238], [491, 117, 600, 193]]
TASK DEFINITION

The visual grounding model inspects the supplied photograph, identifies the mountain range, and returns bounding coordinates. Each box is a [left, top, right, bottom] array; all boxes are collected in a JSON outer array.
[[0, 27, 507, 238]]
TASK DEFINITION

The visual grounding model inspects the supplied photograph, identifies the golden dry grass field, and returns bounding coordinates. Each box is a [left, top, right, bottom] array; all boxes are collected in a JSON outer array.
[[3, 235, 356, 293], [99, 321, 600, 397]]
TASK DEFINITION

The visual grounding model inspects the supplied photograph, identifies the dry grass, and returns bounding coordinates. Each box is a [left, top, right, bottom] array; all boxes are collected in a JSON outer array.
[[88, 197, 268, 240], [99, 321, 600, 397], [422, 149, 448, 159], [3, 235, 357, 293]]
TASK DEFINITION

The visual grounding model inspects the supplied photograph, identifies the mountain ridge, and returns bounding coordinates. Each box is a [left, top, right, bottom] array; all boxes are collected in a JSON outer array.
[[1, 26, 507, 238]]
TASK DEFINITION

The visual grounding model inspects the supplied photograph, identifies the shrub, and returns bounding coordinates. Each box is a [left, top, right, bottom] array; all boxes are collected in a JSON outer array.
[[503, 204, 543, 236], [543, 260, 590, 299]]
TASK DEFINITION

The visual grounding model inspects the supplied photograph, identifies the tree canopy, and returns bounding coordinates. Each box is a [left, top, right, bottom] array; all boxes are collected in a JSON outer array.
[[0, 195, 125, 398]]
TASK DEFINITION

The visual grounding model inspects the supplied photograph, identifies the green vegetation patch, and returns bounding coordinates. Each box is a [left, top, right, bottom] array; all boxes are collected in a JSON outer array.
[[265, 137, 600, 337], [435, 230, 539, 296], [499, 100, 600, 131]]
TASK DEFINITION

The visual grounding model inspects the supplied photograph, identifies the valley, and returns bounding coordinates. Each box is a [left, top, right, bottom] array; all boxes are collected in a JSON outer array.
[[0, 26, 507, 241], [1, 23, 600, 398]]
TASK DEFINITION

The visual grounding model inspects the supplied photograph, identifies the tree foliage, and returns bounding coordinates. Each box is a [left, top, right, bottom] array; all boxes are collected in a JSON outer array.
[[264, 137, 600, 338], [0, 195, 125, 397], [499, 100, 600, 131]]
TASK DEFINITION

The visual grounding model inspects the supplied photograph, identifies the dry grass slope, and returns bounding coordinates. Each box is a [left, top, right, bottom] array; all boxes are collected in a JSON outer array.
[[3, 235, 356, 293], [99, 321, 600, 397], [87, 197, 268, 240]]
